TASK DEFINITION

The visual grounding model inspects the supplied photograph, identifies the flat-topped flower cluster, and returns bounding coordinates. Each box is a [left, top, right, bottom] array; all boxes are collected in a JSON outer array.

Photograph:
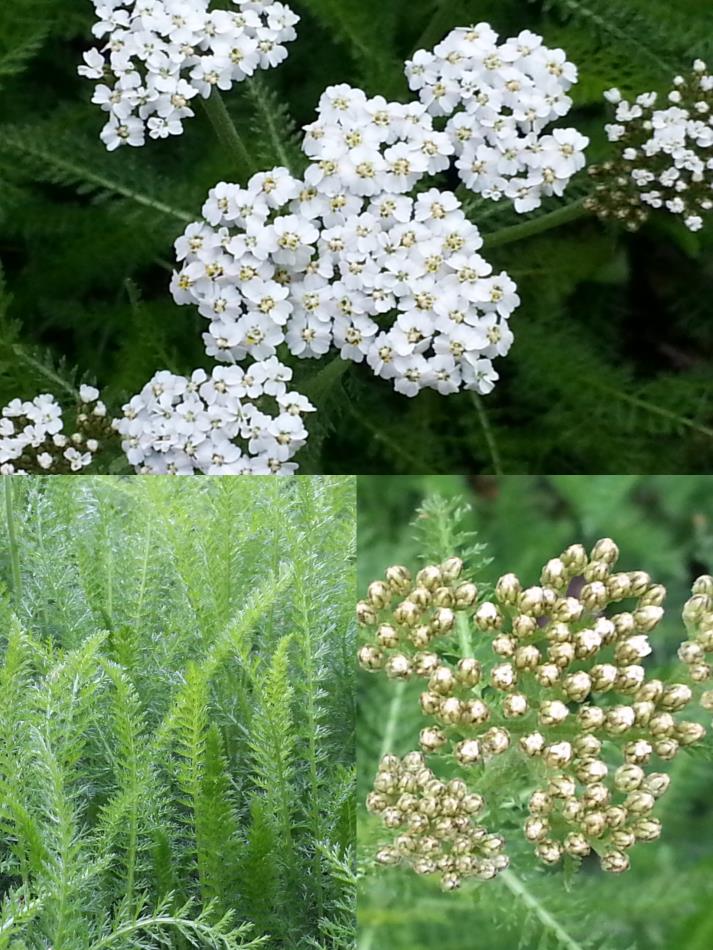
[[0, 387, 109, 474], [405, 26, 588, 212], [359, 541, 708, 888], [80, 0, 299, 149], [113, 357, 313, 473], [587, 60, 713, 231], [172, 160, 518, 396]]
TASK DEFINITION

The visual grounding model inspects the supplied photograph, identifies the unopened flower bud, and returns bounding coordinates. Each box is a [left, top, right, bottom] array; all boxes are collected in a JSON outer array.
[[624, 739, 652, 764], [376, 624, 399, 648], [409, 625, 431, 649], [584, 560, 610, 583], [455, 656, 481, 686], [675, 720, 706, 745], [592, 538, 619, 564], [493, 634, 516, 656], [520, 732, 546, 756], [535, 840, 562, 865], [683, 593, 710, 624], [376, 847, 401, 865], [512, 614, 537, 637], [605, 805, 628, 829], [582, 783, 610, 809], [552, 597, 584, 622], [581, 581, 608, 611], [578, 705, 605, 731], [519, 586, 547, 616], [577, 759, 608, 784], [539, 699, 569, 726], [562, 544, 588, 572], [615, 635, 652, 664], [385, 565, 411, 593], [633, 605, 663, 632], [439, 697, 463, 724], [607, 573, 632, 600], [601, 849, 630, 873], [431, 586, 454, 607], [431, 606, 455, 634], [483, 727, 510, 756], [632, 817, 661, 841], [454, 738, 481, 765], [625, 790, 655, 814], [564, 832, 591, 857], [574, 627, 603, 658], [429, 666, 456, 695], [613, 612, 636, 637], [514, 644, 541, 670], [529, 790, 553, 815], [475, 601, 502, 630], [605, 705, 636, 734], [440, 556, 463, 582], [640, 584, 666, 607], [580, 811, 606, 838], [358, 644, 384, 670], [548, 642, 575, 668], [536, 662, 561, 686], [701, 690, 713, 710], [649, 711, 675, 736], [454, 582, 477, 606], [573, 734, 601, 758], [491, 663, 517, 691], [561, 799, 583, 823], [413, 652, 440, 677], [463, 793, 484, 814], [611, 829, 636, 850], [420, 726, 447, 753], [628, 571, 651, 596], [461, 698, 490, 725], [368, 580, 391, 609], [660, 683, 692, 711], [417, 565, 442, 591], [544, 741, 573, 768], [563, 670, 592, 701], [653, 737, 679, 759], [541, 558, 568, 590], [616, 665, 646, 693], [386, 654, 413, 680], [548, 774, 576, 798], [692, 575, 713, 597], [382, 807, 403, 828], [524, 816, 550, 841], [408, 586, 431, 608], [357, 601, 377, 625], [503, 692, 529, 718], [496, 573, 521, 605], [393, 600, 421, 627]]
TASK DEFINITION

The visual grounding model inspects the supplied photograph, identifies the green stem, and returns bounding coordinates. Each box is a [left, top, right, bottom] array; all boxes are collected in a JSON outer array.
[[456, 612, 473, 660], [471, 393, 504, 475], [482, 198, 589, 249], [591, 381, 713, 440], [499, 870, 583, 950], [202, 90, 254, 174], [4, 477, 21, 607]]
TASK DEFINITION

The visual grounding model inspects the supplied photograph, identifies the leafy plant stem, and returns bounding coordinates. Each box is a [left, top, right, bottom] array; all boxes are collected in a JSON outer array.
[[4, 476, 21, 606], [499, 870, 583, 950], [590, 381, 713, 440], [202, 90, 254, 175], [482, 198, 589, 249], [470, 393, 503, 475]]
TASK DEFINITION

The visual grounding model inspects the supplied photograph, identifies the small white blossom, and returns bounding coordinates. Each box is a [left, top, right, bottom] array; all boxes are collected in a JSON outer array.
[[81, 0, 299, 149]]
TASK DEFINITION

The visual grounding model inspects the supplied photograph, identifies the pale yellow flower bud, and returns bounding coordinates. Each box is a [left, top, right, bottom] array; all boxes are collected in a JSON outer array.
[[577, 759, 608, 785], [385, 564, 412, 593], [440, 556, 463, 582], [416, 565, 442, 590], [524, 817, 550, 841], [385, 654, 413, 680], [455, 738, 482, 765], [544, 741, 573, 768], [624, 738, 652, 764], [503, 692, 529, 718], [536, 662, 561, 686], [495, 572, 521, 605], [536, 840, 562, 864], [368, 580, 392, 609], [475, 601, 502, 630], [563, 670, 592, 701], [541, 558, 568, 590], [562, 543, 588, 572], [539, 699, 569, 726], [520, 732, 546, 756], [413, 651, 440, 677], [393, 600, 421, 627], [357, 600, 378, 625], [454, 581, 478, 606], [420, 726, 447, 752], [660, 683, 692, 711], [529, 790, 553, 815], [564, 832, 591, 857], [601, 849, 630, 873], [456, 656, 481, 686], [633, 605, 663, 633], [358, 644, 384, 670], [461, 698, 490, 725], [491, 662, 517, 691], [431, 606, 455, 634], [581, 581, 608, 611], [429, 665, 456, 695], [408, 586, 431, 608]]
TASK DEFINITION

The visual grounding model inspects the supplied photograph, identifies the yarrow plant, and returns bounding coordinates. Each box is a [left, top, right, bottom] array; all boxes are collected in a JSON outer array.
[[405, 25, 588, 212], [79, 0, 299, 149], [113, 358, 313, 473], [0, 358, 313, 474], [0, 386, 112, 474], [171, 161, 519, 396], [586, 60, 713, 232], [358, 538, 709, 890]]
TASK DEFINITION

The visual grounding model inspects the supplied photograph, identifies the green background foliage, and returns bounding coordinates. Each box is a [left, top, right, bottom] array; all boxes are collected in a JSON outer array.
[[1, 1, 712, 473], [0, 474, 356, 949], [357, 475, 713, 949]]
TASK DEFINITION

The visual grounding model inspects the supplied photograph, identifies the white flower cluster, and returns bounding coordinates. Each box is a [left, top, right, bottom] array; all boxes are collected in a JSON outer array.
[[171, 162, 519, 396], [0, 387, 106, 474], [593, 61, 713, 232], [79, 0, 299, 150], [405, 25, 588, 212], [113, 358, 314, 473]]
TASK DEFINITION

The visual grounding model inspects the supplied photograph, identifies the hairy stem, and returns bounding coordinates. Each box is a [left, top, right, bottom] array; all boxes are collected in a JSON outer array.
[[4, 477, 22, 606], [471, 393, 504, 475], [499, 870, 583, 950], [202, 90, 254, 175], [482, 198, 589, 249]]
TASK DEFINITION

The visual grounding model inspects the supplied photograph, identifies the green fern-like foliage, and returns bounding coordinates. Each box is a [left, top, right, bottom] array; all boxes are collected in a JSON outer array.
[[0, 474, 356, 949], [0, 0, 712, 473]]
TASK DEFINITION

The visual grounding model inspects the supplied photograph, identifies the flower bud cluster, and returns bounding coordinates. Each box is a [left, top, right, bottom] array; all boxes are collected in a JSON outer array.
[[405, 26, 588, 212], [359, 539, 707, 881], [368, 752, 508, 891], [681, 576, 713, 718], [0, 386, 109, 474], [79, 0, 298, 150], [586, 62, 713, 232], [113, 358, 314, 473], [172, 168, 518, 396]]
